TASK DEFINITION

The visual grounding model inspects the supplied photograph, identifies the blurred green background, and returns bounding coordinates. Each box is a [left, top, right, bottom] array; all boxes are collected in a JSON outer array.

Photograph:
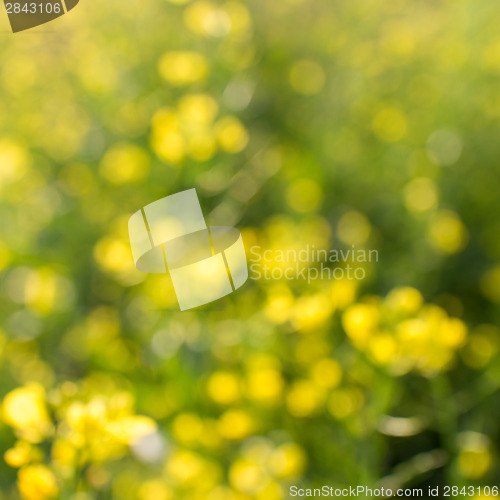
[[0, 0, 500, 498]]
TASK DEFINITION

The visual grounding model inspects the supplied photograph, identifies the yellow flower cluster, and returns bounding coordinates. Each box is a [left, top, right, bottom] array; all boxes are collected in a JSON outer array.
[[151, 93, 249, 164], [1, 380, 156, 500], [342, 287, 468, 376]]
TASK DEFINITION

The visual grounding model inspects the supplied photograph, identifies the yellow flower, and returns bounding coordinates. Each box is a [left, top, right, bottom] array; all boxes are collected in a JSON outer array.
[[385, 287, 423, 314], [229, 457, 268, 494], [342, 303, 379, 347], [286, 178, 323, 214], [17, 465, 58, 500], [207, 371, 241, 405], [310, 359, 342, 389], [215, 116, 249, 153], [327, 388, 364, 420], [2, 384, 52, 443], [171, 413, 204, 445], [5, 441, 42, 468], [429, 210, 468, 254], [458, 432, 492, 479], [286, 380, 324, 418], [246, 368, 284, 405], [158, 51, 208, 86], [337, 211, 371, 245], [178, 93, 219, 126], [268, 443, 306, 478], [151, 109, 186, 163], [218, 409, 254, 440], [99, 143, 150, 184], [291, 294, 332, 331], [138, 480, 173, 500], [404, 177, 438, 213]]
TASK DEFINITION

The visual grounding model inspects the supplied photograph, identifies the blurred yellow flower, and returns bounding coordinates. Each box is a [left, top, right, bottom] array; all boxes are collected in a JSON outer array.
[[337, 211, 371, 245], [310, 358, 342, 389], [94, 237, 133, 274], [215, 116, 249, 153], [207, 371, 242, 405], [385, 287, 423, 314], [462, 325, 500, 368], [264, 286, 295, 324], [62, 392, 156, 462], [138, 480, 173, 500], [286, 178, 323, 213], [404, 177, 438, 213], [480, 264, 500, 303], [0, 138, 29, 189], [218, 409, 254, 440], [268, 443, 306, 478], [158, 51, 208, 86], [184, 1, 251, 38], [458, 432, 492, 479], [286, 380, 324, 417], [166, 449, 214, 487], [291, 294, 332, 331], [229, 457, 268, 494], [99, 143, 150, 184], [2, 384, 52, 443], [246, 365, 284, 405], [179, 93, 219, 126], [327, 388, 364, 420], [4, 441, 42, 469], [172, 413, 204, 445], [342, 303, 379, 347], [17, 465, 58, 500], [429, 210, 468, 254], [151, 109, 186, 164]]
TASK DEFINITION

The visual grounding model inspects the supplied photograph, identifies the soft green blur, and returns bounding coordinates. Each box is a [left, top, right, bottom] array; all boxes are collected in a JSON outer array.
[[0, 0, 499, 498]]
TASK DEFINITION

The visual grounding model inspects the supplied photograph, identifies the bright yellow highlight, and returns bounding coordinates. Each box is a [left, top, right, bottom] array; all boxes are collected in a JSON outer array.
[[2, 384, 52, 443], [4, 441, 42, 469], [172, 413, 204, 445], [151, 95, 249, 163], [286, 380, 324, 417], [158, 51, 208, 86], [429, 210, 468, 254], [17, 465, 58, 500], [268, 443, 306, 478], [0, 138, 29, 190], [100, 143, 150, 184], [215, 116, 249, 153], [218, 409, 254, 440], [385, 287, 423, 314], [343, 291, 468, 376], [310, 358, 342, 389], [458, 433, 492, 479], [207, 371, 241, 404]]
